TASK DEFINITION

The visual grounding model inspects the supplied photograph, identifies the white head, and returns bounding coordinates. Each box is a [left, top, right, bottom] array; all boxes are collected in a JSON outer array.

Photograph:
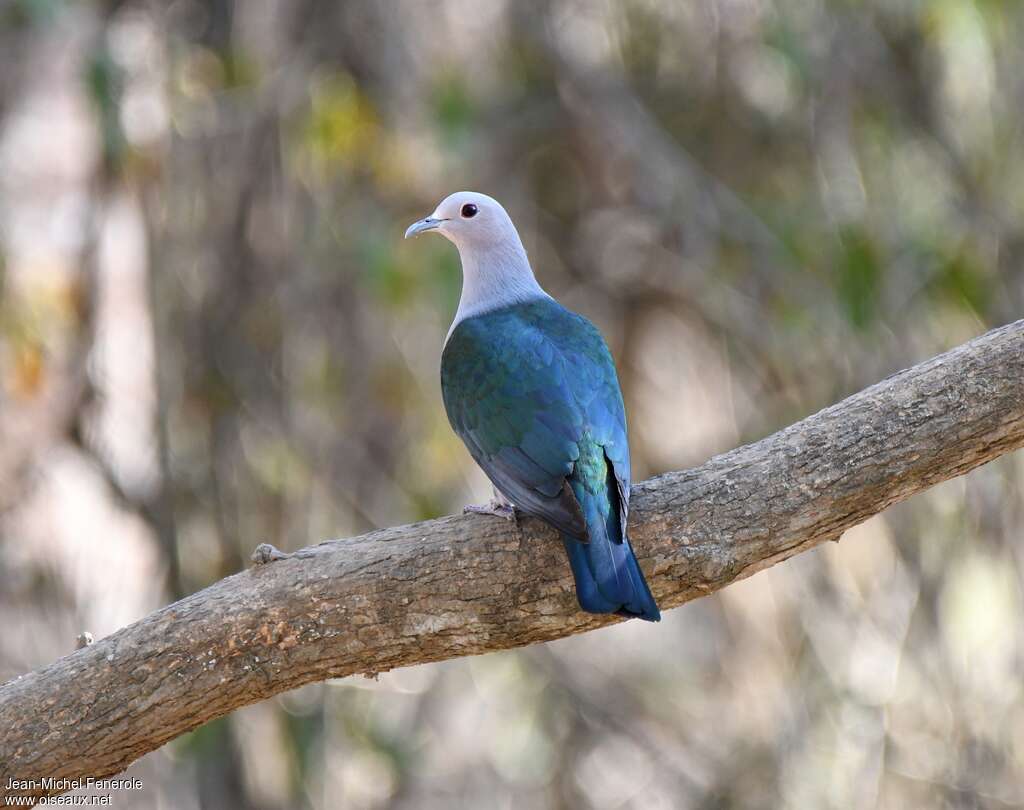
[[405, 191, 518, 250], [405, 191, 549, 335]]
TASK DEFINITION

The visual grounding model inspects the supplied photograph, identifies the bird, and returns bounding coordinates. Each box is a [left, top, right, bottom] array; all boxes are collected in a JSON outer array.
[[405, 192, 660, 622]]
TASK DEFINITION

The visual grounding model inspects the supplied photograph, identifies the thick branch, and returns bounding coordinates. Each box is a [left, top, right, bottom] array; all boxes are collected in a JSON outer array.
[[2, 320, 1023, 800]]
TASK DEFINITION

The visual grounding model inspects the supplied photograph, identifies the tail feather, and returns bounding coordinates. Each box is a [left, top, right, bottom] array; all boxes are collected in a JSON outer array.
[[562, 481, 660, 622]]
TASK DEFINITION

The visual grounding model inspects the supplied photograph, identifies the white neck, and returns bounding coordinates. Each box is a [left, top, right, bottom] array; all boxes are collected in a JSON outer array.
[[446, 237, 549, 341]]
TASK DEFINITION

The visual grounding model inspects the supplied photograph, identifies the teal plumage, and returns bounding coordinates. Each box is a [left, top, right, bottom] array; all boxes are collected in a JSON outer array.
[[406, 190, 660, 620], [441, 297, 661, 621]]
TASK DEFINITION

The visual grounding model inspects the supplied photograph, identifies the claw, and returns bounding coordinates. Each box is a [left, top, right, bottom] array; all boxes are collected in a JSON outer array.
[[251, 543, 291, 565], [463, 500, 518, 522]]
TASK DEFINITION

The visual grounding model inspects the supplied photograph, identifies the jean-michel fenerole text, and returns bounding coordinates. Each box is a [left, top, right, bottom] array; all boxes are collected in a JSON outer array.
[[5, 777, 143, 793]]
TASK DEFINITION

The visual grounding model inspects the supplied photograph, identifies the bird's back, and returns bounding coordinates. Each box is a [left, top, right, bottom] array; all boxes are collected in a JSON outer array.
[[442, 297, 627, 429], [441, 296, 632, 519], [441, 297, 658, 620]]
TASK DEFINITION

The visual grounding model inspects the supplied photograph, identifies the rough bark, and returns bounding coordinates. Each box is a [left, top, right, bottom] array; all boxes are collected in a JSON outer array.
[[2, 320, 1022, 802]]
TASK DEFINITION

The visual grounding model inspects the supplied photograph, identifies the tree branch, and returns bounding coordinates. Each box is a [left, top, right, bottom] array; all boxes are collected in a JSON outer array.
[[2, 320, 1023, 802]]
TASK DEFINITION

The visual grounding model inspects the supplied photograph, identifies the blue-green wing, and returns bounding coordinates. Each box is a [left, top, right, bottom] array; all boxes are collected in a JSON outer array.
[[440, 299, 631, 541]]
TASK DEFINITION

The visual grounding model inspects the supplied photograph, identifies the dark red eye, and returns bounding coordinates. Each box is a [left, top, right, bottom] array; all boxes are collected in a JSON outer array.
[[461, 203, 478, 218]]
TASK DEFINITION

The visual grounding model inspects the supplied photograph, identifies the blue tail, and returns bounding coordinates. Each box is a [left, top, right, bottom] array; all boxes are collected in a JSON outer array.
[[561, 484, 661, 622]]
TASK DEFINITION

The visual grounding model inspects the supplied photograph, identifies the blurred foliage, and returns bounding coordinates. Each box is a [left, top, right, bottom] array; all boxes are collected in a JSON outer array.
[[0, 0, 1022, 808]]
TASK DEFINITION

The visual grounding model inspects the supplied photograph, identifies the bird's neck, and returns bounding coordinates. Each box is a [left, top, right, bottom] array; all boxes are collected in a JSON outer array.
[[447, 239, 550, 341]]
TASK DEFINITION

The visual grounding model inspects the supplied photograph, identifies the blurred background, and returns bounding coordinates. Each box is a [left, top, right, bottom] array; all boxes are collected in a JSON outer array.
[[0, 0, 1022, 807]]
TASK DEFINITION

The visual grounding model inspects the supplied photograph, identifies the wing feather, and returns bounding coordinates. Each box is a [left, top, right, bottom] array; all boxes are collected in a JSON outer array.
[[441, 300, 631, 543]]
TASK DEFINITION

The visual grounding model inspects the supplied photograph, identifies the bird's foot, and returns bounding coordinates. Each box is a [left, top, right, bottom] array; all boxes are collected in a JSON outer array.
[[251, 543, 291, 565], [463, 499, 518, 523]]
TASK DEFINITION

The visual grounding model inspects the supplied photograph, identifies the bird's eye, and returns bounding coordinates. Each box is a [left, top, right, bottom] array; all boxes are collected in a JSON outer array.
[[461, 203, 478, 219]]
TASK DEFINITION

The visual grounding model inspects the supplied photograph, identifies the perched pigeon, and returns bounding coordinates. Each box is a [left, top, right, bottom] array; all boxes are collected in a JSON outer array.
[[406, 192, 660, 621]]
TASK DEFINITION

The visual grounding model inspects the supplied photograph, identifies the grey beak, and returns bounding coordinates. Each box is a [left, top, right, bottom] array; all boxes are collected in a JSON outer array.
[[404, 217, 446, 239]]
